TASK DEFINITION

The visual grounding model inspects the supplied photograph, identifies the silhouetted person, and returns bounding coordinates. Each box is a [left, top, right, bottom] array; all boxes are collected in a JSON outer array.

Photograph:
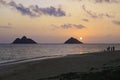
[[107, 46, 110, 52], [112, 46, 115, 51]]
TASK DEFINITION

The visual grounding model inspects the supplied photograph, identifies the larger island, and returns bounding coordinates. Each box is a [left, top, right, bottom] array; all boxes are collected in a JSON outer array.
[[12, 36, 37, 44]]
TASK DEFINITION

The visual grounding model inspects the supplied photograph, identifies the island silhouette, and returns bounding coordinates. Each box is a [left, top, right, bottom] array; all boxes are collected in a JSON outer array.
[[64, 37, 83, 44], [12, 36, 37, 44]]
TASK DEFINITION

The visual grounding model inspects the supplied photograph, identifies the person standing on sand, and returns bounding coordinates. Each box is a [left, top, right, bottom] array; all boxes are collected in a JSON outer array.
[[112, 46, 115, 51], [107, 46, 110, 52]]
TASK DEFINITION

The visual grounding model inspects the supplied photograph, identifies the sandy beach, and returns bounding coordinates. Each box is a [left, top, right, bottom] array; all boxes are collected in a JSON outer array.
[[0, 50, 120, 80]]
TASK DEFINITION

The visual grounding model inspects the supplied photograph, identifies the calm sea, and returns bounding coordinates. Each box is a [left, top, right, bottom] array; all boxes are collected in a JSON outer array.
[[0, 44, 120, 64]]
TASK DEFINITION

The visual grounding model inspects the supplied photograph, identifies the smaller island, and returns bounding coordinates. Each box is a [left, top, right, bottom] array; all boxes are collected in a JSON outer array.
[[12, 36, 37, 44], [64, 37, 83, 44]]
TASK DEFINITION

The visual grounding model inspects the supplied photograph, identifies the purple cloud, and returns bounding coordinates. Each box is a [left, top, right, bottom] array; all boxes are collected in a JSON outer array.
[[95, 0, 120, 3], [32, 5, 66, 17], [82, 5, 98, 18], [52, 23, 86, 29], [74, 0, 120, 3], [0, 0, 66, 17], [82, 19, 89, 22], [112, 20, 120, 25], [82, 5, 114, 18], [0, 25, 12, 29]]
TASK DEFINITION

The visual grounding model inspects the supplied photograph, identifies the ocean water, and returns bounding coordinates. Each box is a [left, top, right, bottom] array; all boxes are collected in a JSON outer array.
[[0, 44, 120, 63]]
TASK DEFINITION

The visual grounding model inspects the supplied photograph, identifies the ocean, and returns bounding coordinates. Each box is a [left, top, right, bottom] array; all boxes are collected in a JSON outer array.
[[0, 43, 120, 64]]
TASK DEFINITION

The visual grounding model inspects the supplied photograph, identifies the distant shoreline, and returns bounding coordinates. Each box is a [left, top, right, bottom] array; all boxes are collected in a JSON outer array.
[[0, 43, 120, 45]]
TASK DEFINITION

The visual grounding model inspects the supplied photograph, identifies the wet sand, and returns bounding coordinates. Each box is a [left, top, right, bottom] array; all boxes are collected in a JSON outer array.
[[0, 50, 120, 80]]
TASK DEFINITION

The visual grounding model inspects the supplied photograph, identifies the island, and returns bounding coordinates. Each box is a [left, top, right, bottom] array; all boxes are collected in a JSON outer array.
[[12, 36, 37, 44], [64, 37, 83, 44]]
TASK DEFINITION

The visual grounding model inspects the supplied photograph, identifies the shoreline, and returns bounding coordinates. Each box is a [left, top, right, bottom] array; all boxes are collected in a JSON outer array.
[[0, 50, 110, 66], [0, 50, 120, 80], [0, 50, 103, 66], [0, 55, 65, 66]]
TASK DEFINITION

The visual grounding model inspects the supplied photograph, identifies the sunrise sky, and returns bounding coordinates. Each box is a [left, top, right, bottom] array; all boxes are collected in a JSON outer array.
[[0, 0, 120, 43]]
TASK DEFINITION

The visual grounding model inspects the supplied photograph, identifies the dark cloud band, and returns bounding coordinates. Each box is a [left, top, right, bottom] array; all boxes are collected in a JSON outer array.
[[75, 0, 120, 3], [95, 0, 120, 3], [0, 0, 66, 17], [112, 20, 120, 25], [82, 5, 114, 18], [0, 25, 12, 29], [52, 23, 86, 29], [61, 24, 85, 29]]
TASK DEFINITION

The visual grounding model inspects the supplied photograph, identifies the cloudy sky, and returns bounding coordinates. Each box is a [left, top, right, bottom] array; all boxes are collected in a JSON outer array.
[[0, 0, 120, 43]]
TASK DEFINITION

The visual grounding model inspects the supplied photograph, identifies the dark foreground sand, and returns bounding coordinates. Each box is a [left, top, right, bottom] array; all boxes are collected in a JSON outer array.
[[0, 51, 120, 80]]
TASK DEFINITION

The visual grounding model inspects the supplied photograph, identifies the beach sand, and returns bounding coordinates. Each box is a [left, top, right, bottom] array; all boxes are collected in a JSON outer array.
[[0, 51, 120, 80]]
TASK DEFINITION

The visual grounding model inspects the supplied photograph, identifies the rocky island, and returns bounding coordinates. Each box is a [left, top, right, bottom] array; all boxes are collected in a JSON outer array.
[[12, 36, 37, 44], [64, 37, 83, 44]]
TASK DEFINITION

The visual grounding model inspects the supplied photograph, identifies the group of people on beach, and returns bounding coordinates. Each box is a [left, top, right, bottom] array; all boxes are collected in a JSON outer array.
[[107, 46, 115, 52]]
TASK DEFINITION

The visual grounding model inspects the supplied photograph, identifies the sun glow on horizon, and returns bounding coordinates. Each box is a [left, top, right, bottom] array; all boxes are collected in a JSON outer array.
[[80, 37, 83, 41]]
